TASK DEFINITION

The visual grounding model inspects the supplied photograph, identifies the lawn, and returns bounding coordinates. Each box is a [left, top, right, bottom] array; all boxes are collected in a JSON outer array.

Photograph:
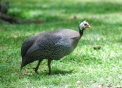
[[0, 0, 122, 88]]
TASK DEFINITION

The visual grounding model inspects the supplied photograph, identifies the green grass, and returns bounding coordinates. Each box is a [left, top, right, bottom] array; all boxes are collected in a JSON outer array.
[[0, 0, 122, 88]]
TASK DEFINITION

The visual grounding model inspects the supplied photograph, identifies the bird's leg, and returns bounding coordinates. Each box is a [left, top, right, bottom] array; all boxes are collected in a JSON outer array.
[[48, 59, 52, 75], [34, 60, 43, 73]]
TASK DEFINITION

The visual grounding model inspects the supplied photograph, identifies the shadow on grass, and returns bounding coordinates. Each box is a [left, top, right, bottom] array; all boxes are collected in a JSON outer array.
[[21, 69, 73, 76], [18, 69, 73, 82], [50, 69, 73, 75]]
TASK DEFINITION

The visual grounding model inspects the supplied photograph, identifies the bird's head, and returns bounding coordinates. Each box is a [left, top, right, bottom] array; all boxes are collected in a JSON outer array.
[[79, 20, 91, 30]]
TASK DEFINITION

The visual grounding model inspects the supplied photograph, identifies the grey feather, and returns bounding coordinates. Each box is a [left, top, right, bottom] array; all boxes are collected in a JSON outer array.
[[20, 21, 91, 74], [21, 29, 81, 74]]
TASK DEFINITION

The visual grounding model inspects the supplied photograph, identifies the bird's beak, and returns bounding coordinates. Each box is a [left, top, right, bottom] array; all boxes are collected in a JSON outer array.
[[86, 25, 91, 28]]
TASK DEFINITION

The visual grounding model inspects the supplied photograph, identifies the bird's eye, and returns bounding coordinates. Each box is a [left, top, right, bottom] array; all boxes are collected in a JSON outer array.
[[84, 24, 87, 26]]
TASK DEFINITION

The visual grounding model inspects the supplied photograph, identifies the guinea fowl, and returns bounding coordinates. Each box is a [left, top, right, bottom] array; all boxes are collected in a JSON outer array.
[[21, 21, 91, 75]]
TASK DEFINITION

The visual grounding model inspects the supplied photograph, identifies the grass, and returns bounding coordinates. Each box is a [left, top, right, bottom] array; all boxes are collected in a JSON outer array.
[[0, 0, 122, 88]]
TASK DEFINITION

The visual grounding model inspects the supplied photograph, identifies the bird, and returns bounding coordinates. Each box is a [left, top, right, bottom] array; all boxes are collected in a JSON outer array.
[[21, 20, 91, 75]]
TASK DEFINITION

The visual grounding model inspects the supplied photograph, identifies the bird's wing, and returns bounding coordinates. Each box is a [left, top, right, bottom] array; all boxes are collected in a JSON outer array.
[[25, 33, 63, 56], [21, 33, 45, 57]]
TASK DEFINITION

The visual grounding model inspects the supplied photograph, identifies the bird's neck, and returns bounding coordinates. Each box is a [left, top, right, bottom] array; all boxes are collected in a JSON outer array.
[[79, 26, 84, 37]]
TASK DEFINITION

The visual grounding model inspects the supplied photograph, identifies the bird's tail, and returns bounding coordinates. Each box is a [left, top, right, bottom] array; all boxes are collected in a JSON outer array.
[[20, 57, 35, 71], [20, 57, 27, 71]]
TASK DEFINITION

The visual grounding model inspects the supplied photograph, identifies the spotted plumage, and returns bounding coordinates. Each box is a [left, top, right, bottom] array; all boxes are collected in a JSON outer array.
[[21, 21, 91, 75]]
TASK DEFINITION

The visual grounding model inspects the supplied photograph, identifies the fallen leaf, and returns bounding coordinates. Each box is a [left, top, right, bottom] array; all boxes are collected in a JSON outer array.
[[71, 15, 77, 19], [13, 34, 18, 38], [93, 46, 101, 50]]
